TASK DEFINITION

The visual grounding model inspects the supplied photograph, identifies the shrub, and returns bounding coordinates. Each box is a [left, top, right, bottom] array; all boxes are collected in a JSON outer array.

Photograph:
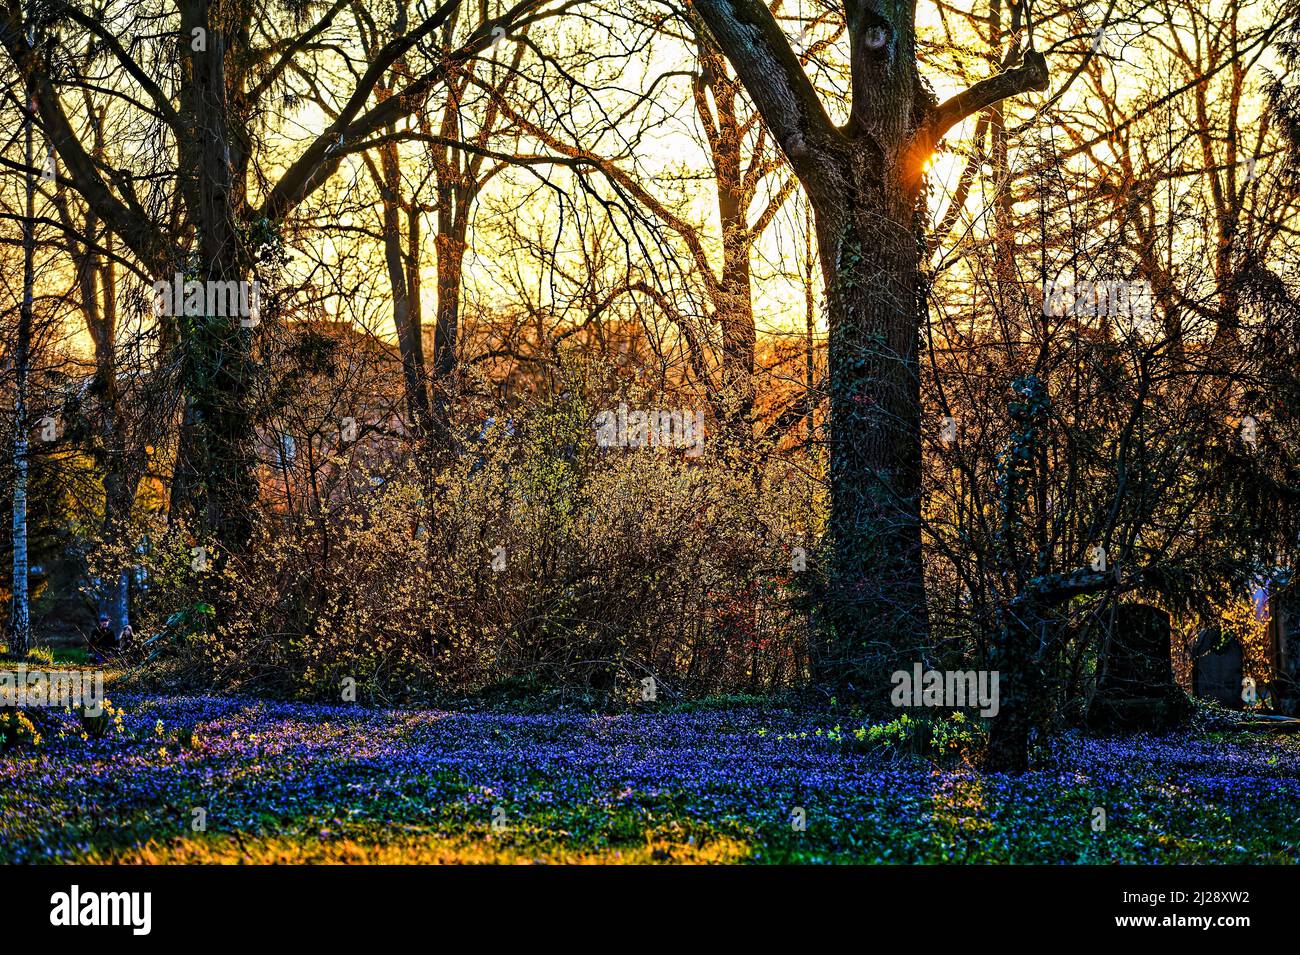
[[847, 712, 987, 765], [204, 381, 817, 704]]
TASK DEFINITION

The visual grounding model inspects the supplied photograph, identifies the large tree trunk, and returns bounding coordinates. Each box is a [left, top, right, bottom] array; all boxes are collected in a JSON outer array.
[[985, 613, 1041, 772], [91, 256, 138, 635], [176, 0, 258, 559], [809, 154, 928, 683], [689, 0, 1048, 691], [983, 376, 1050, 772]]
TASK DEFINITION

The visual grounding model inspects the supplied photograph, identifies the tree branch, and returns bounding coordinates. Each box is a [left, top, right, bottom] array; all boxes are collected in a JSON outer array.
[[258, 0, 551, 221], [0, 4, 168, 272], [247, 0, 352, 103], [916, 48, 1049, 159], [688, 0, 837, 181], [51, 2, 181, 129]]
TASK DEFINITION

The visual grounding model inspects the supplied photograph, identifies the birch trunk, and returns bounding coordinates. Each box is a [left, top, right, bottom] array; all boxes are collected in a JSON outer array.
[[9, 80, 35, 657]]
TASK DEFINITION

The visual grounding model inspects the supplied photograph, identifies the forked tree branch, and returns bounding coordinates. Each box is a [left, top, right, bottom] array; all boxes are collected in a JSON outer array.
[[258, 0, 559, 222]]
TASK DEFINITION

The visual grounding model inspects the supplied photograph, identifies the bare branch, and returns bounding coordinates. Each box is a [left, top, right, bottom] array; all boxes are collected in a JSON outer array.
[[688, 0, 836, 179], [917, 48, 1049, 158]]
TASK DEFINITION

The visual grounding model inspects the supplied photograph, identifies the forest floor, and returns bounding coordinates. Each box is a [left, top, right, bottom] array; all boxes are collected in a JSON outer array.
[[3, 691, 1299, 863]]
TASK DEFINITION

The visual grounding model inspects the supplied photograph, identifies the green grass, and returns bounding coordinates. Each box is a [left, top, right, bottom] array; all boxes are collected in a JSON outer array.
[[0, 645, 91, 665]]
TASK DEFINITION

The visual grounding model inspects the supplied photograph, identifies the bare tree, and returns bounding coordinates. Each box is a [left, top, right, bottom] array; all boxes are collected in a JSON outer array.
[[0, 0, 558, 564], [686, 0, 1048, 681]]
